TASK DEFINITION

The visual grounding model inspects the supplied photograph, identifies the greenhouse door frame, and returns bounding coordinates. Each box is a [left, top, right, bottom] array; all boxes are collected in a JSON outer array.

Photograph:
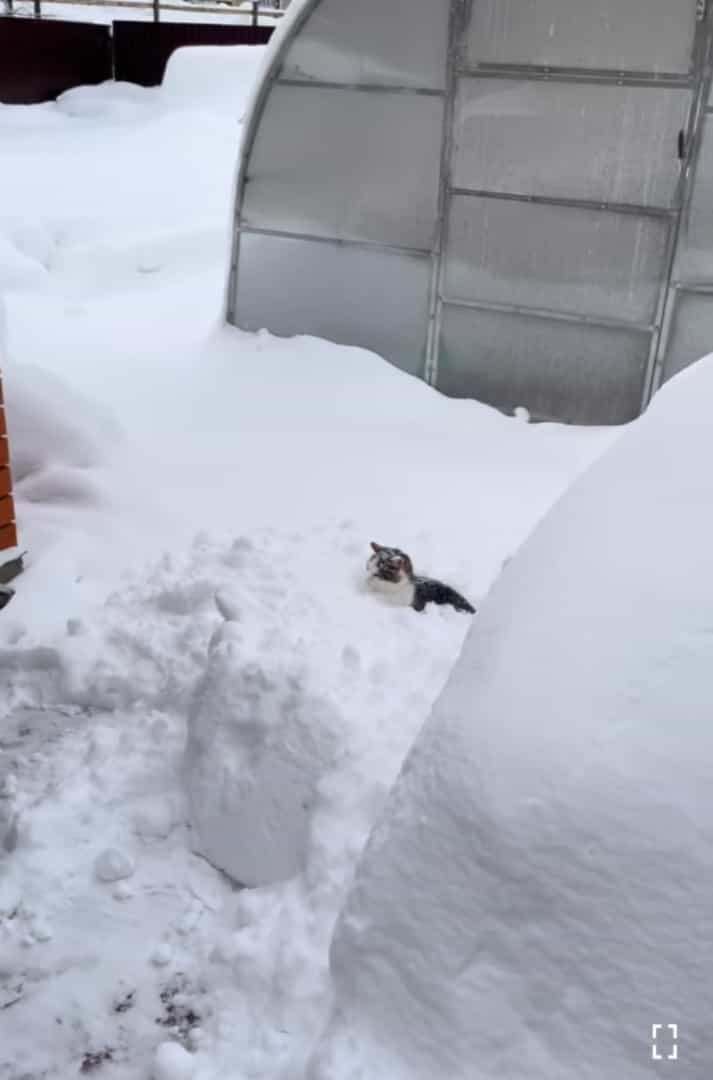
[[426, 0, 713, 421]]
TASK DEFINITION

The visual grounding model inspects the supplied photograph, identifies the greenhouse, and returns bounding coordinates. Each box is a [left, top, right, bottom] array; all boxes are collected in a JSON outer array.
[[226, 0, 713, 425]]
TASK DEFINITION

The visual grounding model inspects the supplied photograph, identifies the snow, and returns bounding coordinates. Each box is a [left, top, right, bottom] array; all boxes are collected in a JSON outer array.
[[309, 357, 713, 1080], [0, 42, 623, 1080], [161, 45, 267, 116], [94, 847, 136, 882], [152, 1040, 196, 1080]]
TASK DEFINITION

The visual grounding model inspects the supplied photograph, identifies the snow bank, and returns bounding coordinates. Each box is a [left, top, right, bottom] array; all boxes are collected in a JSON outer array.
[[0, 233, 48, 292], [161, 45, 267, 118], [310, 358, 713, 1080], [57, 80, 160, 119], [2, 363, 122, 503]]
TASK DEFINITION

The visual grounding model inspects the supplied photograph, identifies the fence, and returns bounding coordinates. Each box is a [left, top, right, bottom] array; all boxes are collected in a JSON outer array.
[[113, 19, 272, 85], [0, 3, 278, 102]]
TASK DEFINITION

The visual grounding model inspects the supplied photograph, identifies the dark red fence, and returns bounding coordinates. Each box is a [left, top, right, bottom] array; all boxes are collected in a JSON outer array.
[[0, 17, 274, 103], [113, 21, 273, 86], [0, 17, 112, 104]]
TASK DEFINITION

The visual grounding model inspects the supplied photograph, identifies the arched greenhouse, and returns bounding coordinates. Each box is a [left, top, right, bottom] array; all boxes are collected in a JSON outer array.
[[226, 0, 713, 425]]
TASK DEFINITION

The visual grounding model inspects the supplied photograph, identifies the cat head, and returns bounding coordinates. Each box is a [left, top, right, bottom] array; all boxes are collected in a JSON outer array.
[[367, 542, 414, 583]]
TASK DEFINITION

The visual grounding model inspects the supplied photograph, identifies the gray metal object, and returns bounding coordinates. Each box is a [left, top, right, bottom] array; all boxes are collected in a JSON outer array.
[[227, 0, 713, 425]]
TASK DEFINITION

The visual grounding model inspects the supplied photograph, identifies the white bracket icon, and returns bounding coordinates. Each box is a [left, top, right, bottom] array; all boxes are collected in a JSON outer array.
[[652, 1024, 678, 1061]]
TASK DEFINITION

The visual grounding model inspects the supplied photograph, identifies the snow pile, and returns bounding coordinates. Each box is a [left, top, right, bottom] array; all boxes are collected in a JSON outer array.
[[186, 598, 343, 888], [309, 358, 713, 1080], [56, 80, 160, 120], [161, 46, 267, 118], [2, 363, 122, 506], [0, 232, 48, 291]]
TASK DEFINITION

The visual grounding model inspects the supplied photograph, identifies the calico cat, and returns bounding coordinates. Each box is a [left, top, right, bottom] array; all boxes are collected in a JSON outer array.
[[366, 542, 475, 614]]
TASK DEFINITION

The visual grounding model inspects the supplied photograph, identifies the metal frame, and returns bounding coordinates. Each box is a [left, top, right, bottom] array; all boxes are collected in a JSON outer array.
[[227, 0, 713, 424], [647, 5, 713, 397], [424, 0, 463, 385]]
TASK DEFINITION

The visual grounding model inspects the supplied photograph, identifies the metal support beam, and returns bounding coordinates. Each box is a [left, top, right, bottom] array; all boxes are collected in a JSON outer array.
[[449, 185, 677, 220], [440, 295, 655, 335], [459, 63, 694, 91]]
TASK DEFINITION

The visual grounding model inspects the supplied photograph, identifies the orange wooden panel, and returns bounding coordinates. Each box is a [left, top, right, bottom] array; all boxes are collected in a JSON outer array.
[[0, 468, 10, 499], [0, 522, 17, 551], [0, 408, 5, 437], [0, 438, 7, 467], [0, 497, 14, 529]]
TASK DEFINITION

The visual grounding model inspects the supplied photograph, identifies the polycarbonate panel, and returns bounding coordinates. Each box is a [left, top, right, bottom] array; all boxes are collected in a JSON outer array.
[[444, 195, 669, 323], [437, 305, 649, 424], [673, 118, 713, 279], [234, 232, 431, 376], [280, 0, 448, 89], [453, 79, 690, 208], [467, 0, 697, 75], [243, 85, 443, 250], [662, 292, 713, 382]]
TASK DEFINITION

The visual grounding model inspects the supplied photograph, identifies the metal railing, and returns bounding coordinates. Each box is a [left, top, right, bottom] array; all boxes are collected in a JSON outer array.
[[3, 0, 285, 24]]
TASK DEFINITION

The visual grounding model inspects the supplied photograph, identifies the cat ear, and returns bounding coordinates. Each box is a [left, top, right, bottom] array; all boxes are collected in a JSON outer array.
[[370, 542, 382, 552]]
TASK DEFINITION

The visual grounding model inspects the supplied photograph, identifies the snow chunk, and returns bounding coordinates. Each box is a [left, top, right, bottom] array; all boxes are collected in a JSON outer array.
[[185, 620, 341, 887], [94, 848, 135, 883], [310, 359, 713, 1080], [152, 1041, 195, 1080], [151, 943, 174, 968]]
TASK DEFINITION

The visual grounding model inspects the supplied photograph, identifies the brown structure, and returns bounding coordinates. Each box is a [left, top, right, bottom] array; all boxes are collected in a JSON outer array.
[[0, 17, 275, 105], [0, 373, 19, 560]]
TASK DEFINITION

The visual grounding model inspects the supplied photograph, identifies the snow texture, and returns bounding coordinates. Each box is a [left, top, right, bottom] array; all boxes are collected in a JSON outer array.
[[161, 45, 267, 118], [309, 358, 713, 1080], [152, 1040, 196, 1080], [0, 45, 624, 1080], [186, 598, 342, 887]]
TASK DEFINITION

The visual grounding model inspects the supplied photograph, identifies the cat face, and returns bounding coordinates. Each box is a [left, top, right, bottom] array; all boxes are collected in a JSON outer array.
[[367, 542, 414, 583]]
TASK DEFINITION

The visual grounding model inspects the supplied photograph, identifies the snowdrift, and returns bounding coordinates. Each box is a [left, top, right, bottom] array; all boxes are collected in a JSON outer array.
[[309, 358, 713, 1080], [2, 363, 122, 506], [161, 45, 267, 118]]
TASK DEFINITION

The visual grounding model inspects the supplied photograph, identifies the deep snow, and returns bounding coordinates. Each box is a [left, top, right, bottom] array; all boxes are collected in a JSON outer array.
[[311, 357, 713, 1080], [1, 47, 617, 1080]]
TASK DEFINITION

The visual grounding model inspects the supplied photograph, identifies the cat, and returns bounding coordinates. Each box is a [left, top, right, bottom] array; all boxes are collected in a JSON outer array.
[[366, 542, 475, 614]]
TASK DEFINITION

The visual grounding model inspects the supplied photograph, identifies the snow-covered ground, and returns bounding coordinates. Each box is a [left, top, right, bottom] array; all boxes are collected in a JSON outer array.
[[1, 50, 616, 1080]]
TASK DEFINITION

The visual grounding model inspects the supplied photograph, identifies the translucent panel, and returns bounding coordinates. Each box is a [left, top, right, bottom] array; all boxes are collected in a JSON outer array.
[[673, 118, 713, 279], [233, 231, 431, 376], [453, 79, 690, 208], [437, 304, 649, 424], [280, 0, 448, 90], [444, 195, 669, 323], [243, 86, 444, 250], [662, 291, 713, 382], [467, 0, 697, 75]]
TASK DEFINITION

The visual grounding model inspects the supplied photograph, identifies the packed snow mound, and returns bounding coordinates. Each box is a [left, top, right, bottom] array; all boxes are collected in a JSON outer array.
[[2, 363, 122, 498], [161, 46, 267, 118], [310, 357, 713, 1080], [186, 608, 342, 887], [56, 80, 160, 120]]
